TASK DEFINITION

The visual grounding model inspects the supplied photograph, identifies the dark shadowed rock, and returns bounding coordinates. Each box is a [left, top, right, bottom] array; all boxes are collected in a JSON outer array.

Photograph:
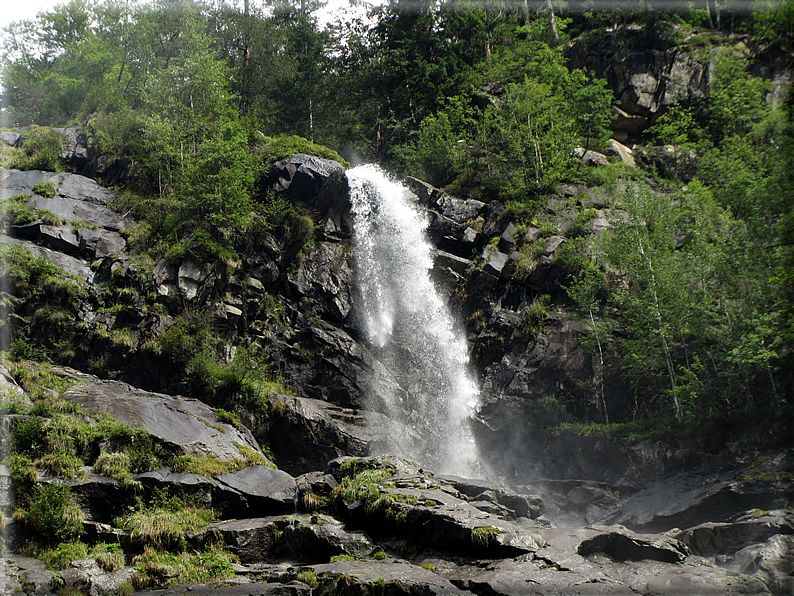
[[133, 583, 310, 595], [63, 471, 128, 524], [675, 509, 794, 558], [576, 526, 688, 563], [271, 154, 350, 237], [436, 474, 544, 520], [137, 468, 217, 506], [190, 514, 377, 564], [261, 395, 420, 476]]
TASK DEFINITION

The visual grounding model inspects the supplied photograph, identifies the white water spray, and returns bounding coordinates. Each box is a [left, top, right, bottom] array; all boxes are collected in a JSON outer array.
[[347, 165, 482, 477]]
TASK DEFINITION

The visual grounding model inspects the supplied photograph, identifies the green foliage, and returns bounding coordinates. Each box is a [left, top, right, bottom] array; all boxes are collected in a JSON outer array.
[[27, 540, 89, 570], [6, 128, 66, 171], [296, 569, 319, 587], [92, 542, 126, 572], [32, 181, 57, 198], [524, 295, 551, 336], [256, 133, 348, 166], [115, 492, 216, 551], [13, 483, 84, 546], [94, 451, 142, 490], [131, 544, 237, 589], [471, 525, 502, 547]]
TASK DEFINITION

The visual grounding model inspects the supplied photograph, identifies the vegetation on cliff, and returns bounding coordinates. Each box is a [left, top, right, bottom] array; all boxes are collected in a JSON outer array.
[[0, 0, 792, 461]]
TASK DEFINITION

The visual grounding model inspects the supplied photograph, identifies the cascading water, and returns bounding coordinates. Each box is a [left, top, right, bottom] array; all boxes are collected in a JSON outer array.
[[347, 164, 482, 478]]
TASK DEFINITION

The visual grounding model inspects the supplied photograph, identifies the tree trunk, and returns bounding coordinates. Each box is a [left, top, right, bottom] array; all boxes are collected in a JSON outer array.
[[545, 0, 559, 40]]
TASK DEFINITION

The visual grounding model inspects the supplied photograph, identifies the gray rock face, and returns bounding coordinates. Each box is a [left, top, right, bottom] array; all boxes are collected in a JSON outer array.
[[61, 381, 264, 461], [213, 465, 297, 517], [261, 395, 420, 476], [270, 154, 351, 237], [676, 509, 794, 558], [192, 514, 377, 564]]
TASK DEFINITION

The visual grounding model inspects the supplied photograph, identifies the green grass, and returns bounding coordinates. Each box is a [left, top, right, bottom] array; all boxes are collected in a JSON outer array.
[[549, 417, 678, 442], [131, 544, 237, 589], [471, 525, 503, 547]]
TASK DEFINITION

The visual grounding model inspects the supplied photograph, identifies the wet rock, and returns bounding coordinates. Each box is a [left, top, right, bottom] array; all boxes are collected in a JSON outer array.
[[576, 526, 688, 563], [613, 476, 794, 533], [261, 395, 420, 476], [675, 509, 794, 558], [752, 534, 794, 595], [436, 474, 544, 520], [133, 583, 310, 596], [404, 176, 442, 208], [61, 380, 264, 462]]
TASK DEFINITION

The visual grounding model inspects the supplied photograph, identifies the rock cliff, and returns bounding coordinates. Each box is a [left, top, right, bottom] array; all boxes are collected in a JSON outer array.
[[0, 135, 792, 594]]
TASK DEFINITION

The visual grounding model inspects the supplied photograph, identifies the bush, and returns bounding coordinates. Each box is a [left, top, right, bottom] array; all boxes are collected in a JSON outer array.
[[11, 127, 66, 172], [14, 483, 84, 545], [255, 134, 349, 167]]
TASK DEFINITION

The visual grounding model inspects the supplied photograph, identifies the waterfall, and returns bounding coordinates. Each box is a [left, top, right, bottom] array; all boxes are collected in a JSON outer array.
[[347, 164, 482, 478]]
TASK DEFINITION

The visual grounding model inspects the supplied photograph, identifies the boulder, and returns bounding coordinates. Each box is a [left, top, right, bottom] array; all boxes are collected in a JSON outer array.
[[61, 381, 265, 462], [270, 154, 350, 237], [576, 526, 688, 563], [311, 560, 465, 595], [675, 509, 794, 558], [436, 474, 544, 520], [60, 558, 135, 596], [0, 235, 95, 282], [260, 395, 420, 476], [328, 457, 547, 557], [213, 465, 297, 517], [751, 534, 794, 595]]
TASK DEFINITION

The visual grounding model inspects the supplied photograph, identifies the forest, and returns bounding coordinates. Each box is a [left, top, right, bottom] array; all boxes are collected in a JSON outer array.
[[1, 0, 793, 429]]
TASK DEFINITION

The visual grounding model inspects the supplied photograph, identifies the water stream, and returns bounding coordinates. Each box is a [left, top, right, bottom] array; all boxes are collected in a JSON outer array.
[[347, 165, 482, 478]]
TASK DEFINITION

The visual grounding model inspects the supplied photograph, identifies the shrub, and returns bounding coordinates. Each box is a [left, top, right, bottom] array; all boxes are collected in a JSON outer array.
[[255, 134, 349, 167], [296, 569, 319, 587], [14, 483, 84, 545], [11, 127, 66, 171], [31, 540, 89, 570]]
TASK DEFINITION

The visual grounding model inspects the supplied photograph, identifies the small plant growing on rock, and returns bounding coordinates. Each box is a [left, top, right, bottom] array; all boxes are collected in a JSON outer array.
[[92, 542, 126, 572], [296, 569, 318, 587], [330, 553, 355, 562], [471, 525, 502, 547], [32, 181, 57, 199]]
